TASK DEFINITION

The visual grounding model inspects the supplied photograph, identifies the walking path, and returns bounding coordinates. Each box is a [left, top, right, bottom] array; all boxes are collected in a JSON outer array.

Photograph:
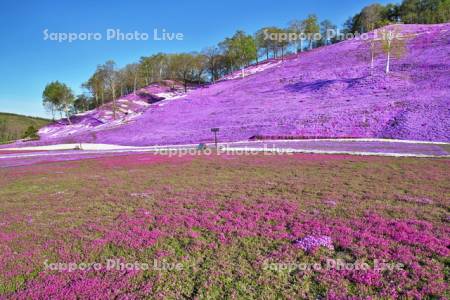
[[1, 139, 448, 167]]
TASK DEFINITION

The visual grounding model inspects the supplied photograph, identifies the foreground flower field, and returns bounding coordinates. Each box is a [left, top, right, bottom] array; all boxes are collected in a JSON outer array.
[[0, 153, 449, 298]]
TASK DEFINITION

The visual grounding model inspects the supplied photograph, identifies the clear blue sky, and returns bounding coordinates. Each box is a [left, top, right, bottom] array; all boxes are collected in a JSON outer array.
[[0, 0, 398, 118]]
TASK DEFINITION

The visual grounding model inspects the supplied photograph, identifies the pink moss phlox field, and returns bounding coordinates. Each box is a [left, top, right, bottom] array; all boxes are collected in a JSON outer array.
[[5, 23, 449, 149], [92, 209, 163, 249], [1, 155, 449, 298], [14, 269, 143, 300], [11, 197, 449, 298]]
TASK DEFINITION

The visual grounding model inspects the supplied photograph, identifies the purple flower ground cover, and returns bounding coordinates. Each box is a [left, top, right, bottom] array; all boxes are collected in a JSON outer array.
[[293, 235, 334, 252], [0, 153, 448, 298], [6, 23, 449, 149]]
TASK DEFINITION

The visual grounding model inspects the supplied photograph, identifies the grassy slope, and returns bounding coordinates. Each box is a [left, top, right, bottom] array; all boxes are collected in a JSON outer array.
[[0, 154, 448, 298], [0, 113, 50, 143]]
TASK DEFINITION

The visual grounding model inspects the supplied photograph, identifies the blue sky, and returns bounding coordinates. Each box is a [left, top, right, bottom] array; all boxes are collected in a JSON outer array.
[[0, 0, 399, 117]]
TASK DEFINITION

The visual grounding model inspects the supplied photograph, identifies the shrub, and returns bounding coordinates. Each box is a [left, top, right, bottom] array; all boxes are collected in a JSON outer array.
[[22, 125, 40, 140]]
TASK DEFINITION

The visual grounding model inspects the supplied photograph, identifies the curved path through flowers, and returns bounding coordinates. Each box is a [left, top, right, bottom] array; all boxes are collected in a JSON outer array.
[[0, 139, 448, 168]]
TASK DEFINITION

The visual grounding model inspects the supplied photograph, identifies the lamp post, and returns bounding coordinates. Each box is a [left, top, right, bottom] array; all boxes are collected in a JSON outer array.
[[211, 128, 219, 148]]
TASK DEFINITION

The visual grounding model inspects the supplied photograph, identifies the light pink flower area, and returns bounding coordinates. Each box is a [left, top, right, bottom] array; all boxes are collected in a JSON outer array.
[[293, 235, 334, 252]]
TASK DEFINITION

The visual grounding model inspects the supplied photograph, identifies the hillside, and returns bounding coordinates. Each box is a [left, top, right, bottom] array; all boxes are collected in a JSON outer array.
[[37, 80, 189, 142], [15, 24, 450, 146], [0, 113, 50, 144]]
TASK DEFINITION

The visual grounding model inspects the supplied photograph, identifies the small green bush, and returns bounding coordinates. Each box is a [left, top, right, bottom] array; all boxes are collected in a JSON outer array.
[[22, 126, 40, 140]]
